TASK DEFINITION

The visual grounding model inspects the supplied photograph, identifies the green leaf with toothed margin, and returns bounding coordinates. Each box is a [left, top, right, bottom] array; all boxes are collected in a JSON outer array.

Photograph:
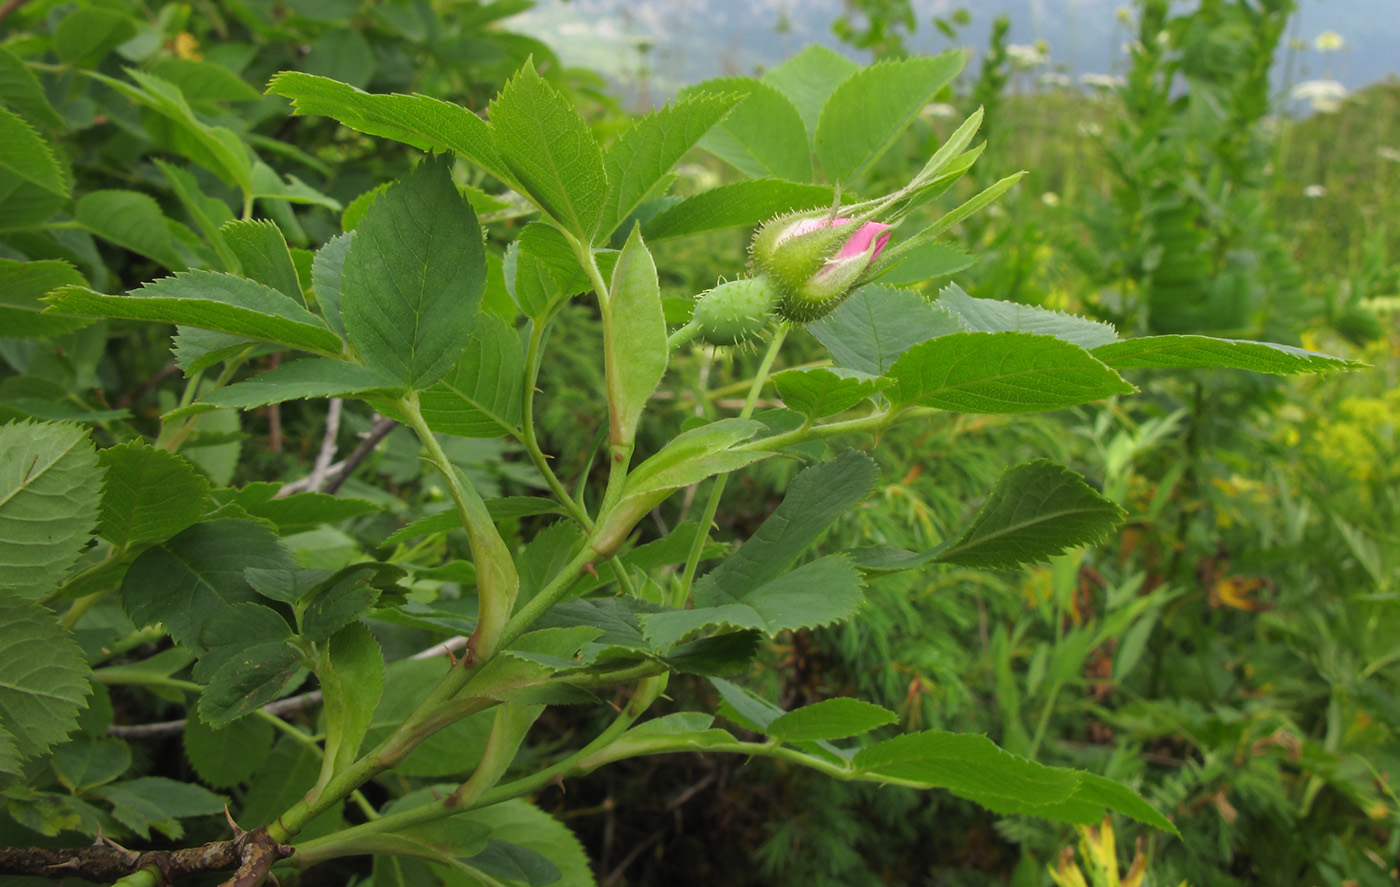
[[45, 272, 341, 356], [267, 71, 514, 187], [0, 420, 101, 600], [849, 460, 1126, 572], [0, 593, 91, 773], [887, 332, 1135, 413], [600, 93, 740, 238], [98, 440, 209, 549], [767, 698, 899, 742], [815, 51, 964, 184], [1091, 335, 1361, 374], [489, 60, 606, 241], [683, 77, 811, 182], [340, 155, 484, 389]]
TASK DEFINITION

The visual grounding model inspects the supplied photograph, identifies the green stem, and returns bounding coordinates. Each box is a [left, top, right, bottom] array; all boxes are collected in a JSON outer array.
[[667, 320, 702, 351], [736, 405, 906, 453], [292, 669, 667, 869], [157, 355, 250, 454], [293, 707, 945, 870], [270, 692, 500, 843], [89, 626, 166, 664], [678, 325, 789, 600], [497, 546, 595, 653]]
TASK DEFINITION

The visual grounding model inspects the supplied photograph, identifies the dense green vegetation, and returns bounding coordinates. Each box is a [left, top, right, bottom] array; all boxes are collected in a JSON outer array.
[[0, 0, 1394, 885]]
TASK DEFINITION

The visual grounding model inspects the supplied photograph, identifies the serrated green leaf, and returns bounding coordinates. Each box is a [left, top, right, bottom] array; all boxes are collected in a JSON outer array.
[[664, 630, 763, 677], [642, 179, 834, 241], [75, 190, 186, 270], [853, 460, 1126, 571], [450, 800, 597, 887], [517, 221, 586, 296], [198, 641, 302, 728], [773, 367, 890, 419], [221, 219, 302, 302], [367, 793, 492, 872], [489, 59, 606, 240], [54, 8, 137, 66], [311, 230, 352, 338], [267, 72, 513, 186], [0, 592, 91, 767], [762, 44, 859, 141], [600, 94, 740, 238], [699, 449, 877, 596], [809, 285, 964, 375], [767, 698, 898, 742], [91, 776, 226, 840], [46, 272, 342, 356], [1047, 771, 1179, 833], [419, 312, 525, 437], [0, 420, 101, 600], [0, 727, 20, 778], [684, 77, 811, 181], [239, 727, 337, 833], [816, 52, 964, 183], [98, 440, 210, 549], [193, 603, 293, 683], [319, 622, 382, 775], [642, 555, 864, 648], [341, 155, 484, 389], [120, 520, 297, 649], [852, 731, 1080, 808], [605, 226, 666, 447], [52, 737, 130, 790], [466, 839, 562, 887], [0, 107, 69, 229], [0, 46, 65, 130], [301, 563, 400, 641], [887, 332, 1135, 413], [183, 711, 274, 789], [1091, 335, 1361, 374], [190, 359, 401, 413], [0, 259, 90, 340], [937, 284, 1118, 349], [169, 328, 265, 376]]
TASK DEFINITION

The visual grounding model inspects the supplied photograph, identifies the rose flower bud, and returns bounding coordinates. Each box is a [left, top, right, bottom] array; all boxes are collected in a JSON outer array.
[[749, 210, 893, 323]]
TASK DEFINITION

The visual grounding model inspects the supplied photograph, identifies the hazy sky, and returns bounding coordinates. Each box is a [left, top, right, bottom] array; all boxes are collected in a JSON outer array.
[[513, 0, 1395, 102]]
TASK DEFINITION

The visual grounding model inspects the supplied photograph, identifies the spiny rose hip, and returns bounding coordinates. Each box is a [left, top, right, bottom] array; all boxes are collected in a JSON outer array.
[[690, 277, 780, 346]]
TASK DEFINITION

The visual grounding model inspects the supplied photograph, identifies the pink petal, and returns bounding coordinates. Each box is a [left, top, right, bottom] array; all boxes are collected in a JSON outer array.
[[834, 222, 893, 261]]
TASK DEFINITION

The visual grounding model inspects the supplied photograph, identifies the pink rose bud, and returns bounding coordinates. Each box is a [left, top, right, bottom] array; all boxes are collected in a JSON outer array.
[[749, 211, 893, 322]]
